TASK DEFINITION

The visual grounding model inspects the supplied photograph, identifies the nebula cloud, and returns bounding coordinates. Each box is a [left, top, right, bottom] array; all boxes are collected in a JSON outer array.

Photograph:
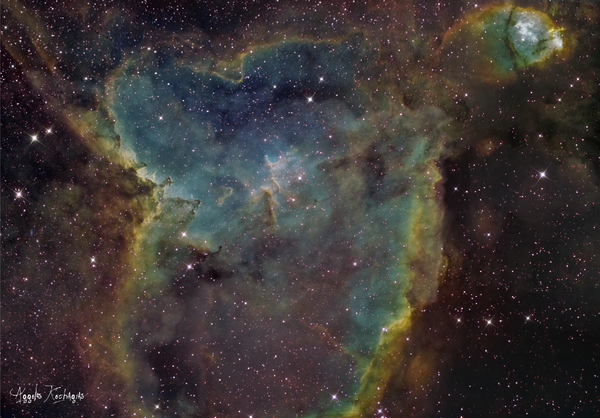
[[2, 1, 599, 417]]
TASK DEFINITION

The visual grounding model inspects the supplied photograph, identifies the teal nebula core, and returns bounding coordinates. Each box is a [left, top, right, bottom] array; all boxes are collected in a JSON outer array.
[[507, 9, 563, 68], [471, 5, 563, 76], [110, 35, 445, 415]]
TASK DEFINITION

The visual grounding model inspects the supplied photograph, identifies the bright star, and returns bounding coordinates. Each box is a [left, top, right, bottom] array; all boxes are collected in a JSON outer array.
[[532, 164, 554, 186]]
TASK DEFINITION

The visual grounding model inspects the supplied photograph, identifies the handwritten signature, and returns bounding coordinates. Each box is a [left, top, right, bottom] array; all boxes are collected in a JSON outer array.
[[9, 385, 85, 405]]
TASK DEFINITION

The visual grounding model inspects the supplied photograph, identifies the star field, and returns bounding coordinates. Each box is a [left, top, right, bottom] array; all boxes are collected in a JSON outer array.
[[2, 1, 599, 417]]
